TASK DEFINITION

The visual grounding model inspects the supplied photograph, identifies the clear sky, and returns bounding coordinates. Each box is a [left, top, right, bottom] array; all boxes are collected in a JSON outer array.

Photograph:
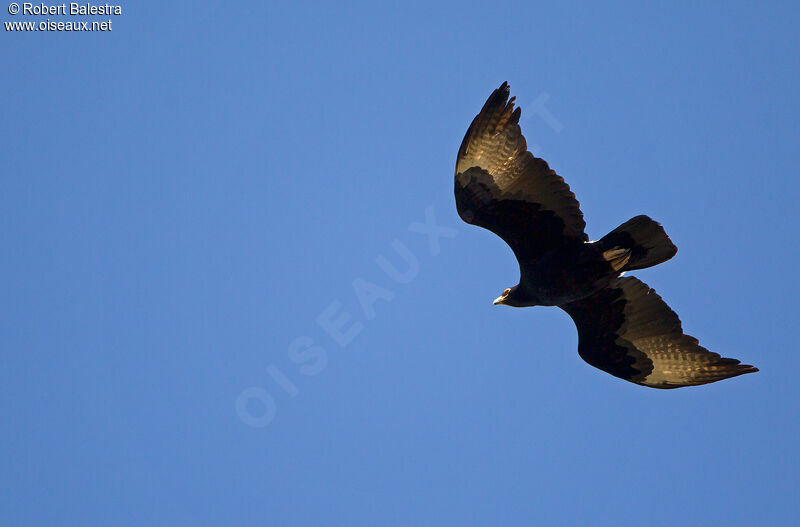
[[2, 1, 799, 525]]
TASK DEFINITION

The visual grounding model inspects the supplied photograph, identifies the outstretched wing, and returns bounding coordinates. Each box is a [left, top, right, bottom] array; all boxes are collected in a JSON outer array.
[[560, 277, 758, 389], [455, 82, 587, 263]]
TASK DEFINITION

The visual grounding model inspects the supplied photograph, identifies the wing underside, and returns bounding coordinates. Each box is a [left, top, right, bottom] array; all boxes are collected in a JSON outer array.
[[455, 82, 587, 263], [561, 277, 758, 388]]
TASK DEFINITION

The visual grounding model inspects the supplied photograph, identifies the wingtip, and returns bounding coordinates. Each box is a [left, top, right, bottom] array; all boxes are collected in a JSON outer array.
[[497, 81, 510, 98], [728, 364, 759, 381], [478, 82, 516, 123]]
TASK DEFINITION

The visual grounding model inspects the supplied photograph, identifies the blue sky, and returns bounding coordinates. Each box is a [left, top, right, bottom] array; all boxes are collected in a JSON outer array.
[[2, 1, 799, 525]]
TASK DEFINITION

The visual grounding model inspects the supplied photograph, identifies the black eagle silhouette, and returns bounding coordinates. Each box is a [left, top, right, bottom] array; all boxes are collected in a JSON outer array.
[[455, 82, 758, 388]]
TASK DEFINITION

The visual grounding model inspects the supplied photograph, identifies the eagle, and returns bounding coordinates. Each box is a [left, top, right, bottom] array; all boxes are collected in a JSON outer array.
[[455, 82, 758, 388]]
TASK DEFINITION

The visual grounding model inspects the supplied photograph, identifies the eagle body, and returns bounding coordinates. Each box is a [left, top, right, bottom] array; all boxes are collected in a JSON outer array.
[[454, 82, 758, 389], [511, 240, 617, 307]]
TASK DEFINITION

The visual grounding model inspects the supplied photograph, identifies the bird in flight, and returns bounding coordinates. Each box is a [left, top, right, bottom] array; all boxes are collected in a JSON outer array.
[[454, 82, 758, 388]]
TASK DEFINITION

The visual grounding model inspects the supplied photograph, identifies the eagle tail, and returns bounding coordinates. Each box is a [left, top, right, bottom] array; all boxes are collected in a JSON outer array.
[[600, 215, 677, 271]]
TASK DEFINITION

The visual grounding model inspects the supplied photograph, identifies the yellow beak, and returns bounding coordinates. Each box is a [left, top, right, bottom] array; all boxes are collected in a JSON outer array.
[[493, 296, 504, 306]]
